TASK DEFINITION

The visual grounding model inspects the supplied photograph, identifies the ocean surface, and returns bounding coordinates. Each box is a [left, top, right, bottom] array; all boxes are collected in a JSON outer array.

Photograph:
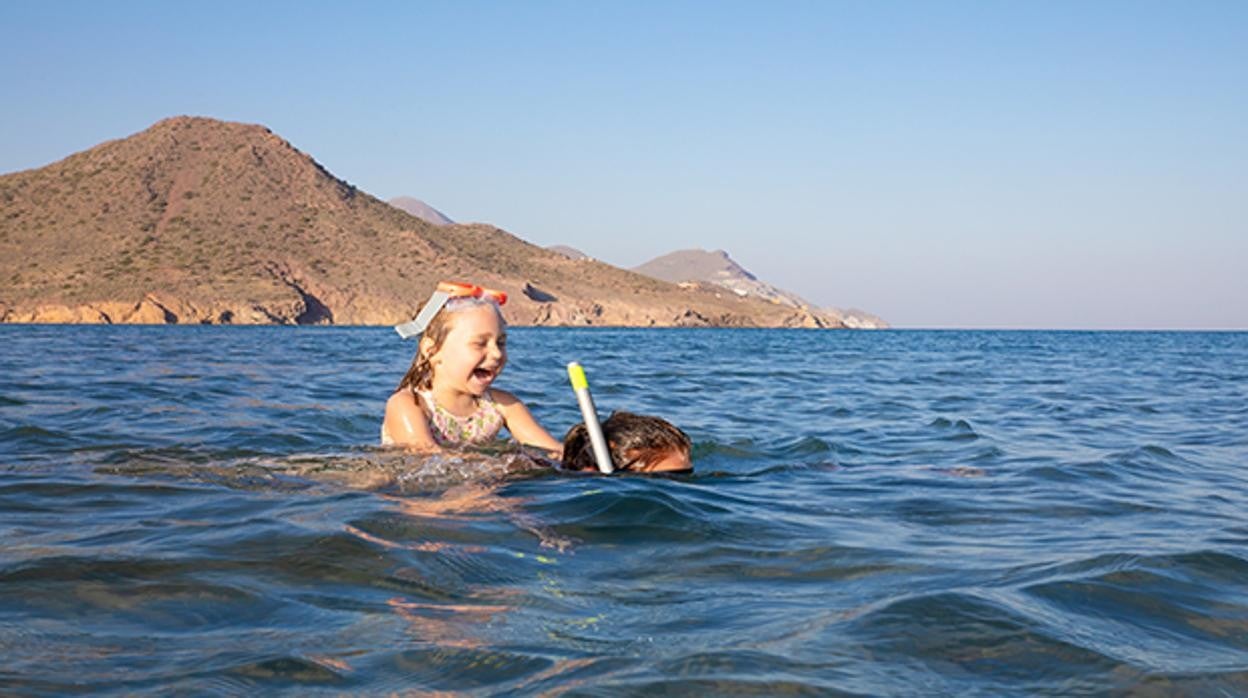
[[1, 326, 1246, 696]]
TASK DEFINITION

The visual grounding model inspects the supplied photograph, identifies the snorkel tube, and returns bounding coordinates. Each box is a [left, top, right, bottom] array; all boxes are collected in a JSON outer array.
[[566, 362, 614, 474]]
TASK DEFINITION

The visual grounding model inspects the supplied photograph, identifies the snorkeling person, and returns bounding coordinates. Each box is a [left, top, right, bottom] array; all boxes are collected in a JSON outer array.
[[383, 282, 563, 454], [562, 411, 693, 474]]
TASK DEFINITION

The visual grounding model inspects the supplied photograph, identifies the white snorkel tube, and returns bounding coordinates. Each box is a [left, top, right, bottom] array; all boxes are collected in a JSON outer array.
[[566, 362, 614, 474]]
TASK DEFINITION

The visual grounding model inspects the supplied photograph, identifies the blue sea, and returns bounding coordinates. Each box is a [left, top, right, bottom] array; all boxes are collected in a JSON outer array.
[[1, 326, 1246, 695]]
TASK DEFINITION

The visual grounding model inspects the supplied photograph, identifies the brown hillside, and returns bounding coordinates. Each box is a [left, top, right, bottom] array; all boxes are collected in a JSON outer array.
[[0, 116, 843, 328]]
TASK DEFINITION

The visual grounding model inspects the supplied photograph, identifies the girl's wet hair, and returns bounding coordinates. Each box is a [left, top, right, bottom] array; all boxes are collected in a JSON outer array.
[[395, 297, 506, 394], [562, 411, 691, 472]]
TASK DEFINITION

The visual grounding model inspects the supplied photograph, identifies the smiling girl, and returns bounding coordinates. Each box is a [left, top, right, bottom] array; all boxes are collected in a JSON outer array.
[[382, 282, 562, 454]]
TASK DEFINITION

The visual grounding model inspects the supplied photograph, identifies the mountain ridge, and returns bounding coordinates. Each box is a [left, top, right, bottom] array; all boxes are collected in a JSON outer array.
[[0, 116, 844, 328], [388, 196, 453, 226], [632, 248, 887, 328]]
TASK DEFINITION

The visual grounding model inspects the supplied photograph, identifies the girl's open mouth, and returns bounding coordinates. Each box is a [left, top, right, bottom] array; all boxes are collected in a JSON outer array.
[[472, 368, 496, 381]]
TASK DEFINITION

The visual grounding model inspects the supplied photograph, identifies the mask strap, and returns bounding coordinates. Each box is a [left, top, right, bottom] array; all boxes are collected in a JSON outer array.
[[394, 290, 450, 339]]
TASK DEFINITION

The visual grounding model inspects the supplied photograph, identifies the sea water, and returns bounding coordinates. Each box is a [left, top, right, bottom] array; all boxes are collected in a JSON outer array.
[[1, 326, 1246, 695]]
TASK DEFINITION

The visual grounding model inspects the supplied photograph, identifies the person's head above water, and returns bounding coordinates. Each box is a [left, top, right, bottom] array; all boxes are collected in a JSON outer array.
[[562, 411, 693, 474], [396, 283, 508, 395], [385, 282, 562, 453]]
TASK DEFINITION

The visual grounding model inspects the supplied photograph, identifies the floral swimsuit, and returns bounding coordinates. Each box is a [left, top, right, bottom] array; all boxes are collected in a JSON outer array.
[[418, 389, 506, 446], [381, 389, 507, 447]]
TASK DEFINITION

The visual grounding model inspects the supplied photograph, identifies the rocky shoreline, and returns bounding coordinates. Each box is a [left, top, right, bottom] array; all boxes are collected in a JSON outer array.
[[0, 290, 844, 328]]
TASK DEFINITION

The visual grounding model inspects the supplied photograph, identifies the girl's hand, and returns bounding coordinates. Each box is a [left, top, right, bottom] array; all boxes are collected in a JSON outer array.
[[491, 389, 563, 453]]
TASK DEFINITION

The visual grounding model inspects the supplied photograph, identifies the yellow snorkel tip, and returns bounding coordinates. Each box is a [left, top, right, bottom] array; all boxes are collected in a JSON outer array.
[[567, 363, 589, 391]]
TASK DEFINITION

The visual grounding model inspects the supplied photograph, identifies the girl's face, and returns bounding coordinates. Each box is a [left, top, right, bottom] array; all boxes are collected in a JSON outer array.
[[424, 304, 507, 396]]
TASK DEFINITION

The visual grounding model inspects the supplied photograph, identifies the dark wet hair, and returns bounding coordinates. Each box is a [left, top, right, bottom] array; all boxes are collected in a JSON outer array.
[[561, 411, 692, 472]]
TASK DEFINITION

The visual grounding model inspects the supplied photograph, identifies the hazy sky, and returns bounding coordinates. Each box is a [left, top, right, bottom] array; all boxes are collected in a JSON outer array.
[[2, 1, 1245, 328]]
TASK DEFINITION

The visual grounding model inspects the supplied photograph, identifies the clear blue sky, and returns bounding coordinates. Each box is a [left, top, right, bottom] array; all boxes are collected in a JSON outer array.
[[2, 1, 1245, 328]]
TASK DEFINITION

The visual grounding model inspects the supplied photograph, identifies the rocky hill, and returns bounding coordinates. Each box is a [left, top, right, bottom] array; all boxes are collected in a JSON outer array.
[[0, 117, 842, 328], [387, 196, 453, 226], [634, 248, 811, 308], [548, 245, 591, 261], [633, 248, 885, 327], [827, 307, 888, 329]]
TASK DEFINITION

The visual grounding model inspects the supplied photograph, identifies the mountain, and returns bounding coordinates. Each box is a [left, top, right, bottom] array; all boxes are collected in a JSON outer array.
[[387, 196, 453, 226], [634, 248, 811, 308], [633, 248, 886, 328], [548, 245, 591, 261], [829, 307, 888, 329], [0, 116, 841, 328]]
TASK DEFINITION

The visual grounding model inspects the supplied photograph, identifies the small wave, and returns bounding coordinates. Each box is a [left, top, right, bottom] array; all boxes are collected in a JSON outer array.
[[763, 435, 835, 459], [1021, 461, 1111, 483], [224, 655, 349, 686], [98, 459, 315, 493], [95, 445, 259, 467], [654, 648, 842, 681], [1101, 444, 1198, 481], [964, 444, 1005, 463], [926, 417, 980, 442], [1021, 555, 1248, 671], [8, 572, 272, 635], [530, 481, 733, 544], [1135, 444, 1179, 459], [95, 446, 555, 495], [1, 424, 74, 449], [1117, 669, 1248, 695], [606, 677, 843, 696], [846, 590, 1122, 679], [274, 450, 551, 494], [390, 647, 553, 691], [993, 552, 1144, 589], [665, 542, 924, 586], [745, 461, 842, 478], [343, 514, 544, 588], [692, 435, 858, 467], [1148, 549, 1248, 584], [1022, 443, 1195, 487], [815, 404, 853, 418], [1022, 549, 1248, 589], [693, 439, 765, 459]]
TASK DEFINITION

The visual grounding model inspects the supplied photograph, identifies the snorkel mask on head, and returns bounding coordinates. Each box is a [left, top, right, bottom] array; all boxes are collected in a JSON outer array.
[[394, 281, 509, 339]]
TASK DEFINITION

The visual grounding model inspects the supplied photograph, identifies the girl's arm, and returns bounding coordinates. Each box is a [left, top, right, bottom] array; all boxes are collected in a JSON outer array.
[[383, 390, 440, 451], [492, 389, 563, 456]]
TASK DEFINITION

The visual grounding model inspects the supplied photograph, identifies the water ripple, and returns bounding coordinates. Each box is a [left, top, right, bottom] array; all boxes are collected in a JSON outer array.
[[1, 327, 1247, 694]]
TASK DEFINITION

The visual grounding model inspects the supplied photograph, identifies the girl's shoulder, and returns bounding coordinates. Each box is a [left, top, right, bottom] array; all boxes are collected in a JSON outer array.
[[387, 388, 430, 415]]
